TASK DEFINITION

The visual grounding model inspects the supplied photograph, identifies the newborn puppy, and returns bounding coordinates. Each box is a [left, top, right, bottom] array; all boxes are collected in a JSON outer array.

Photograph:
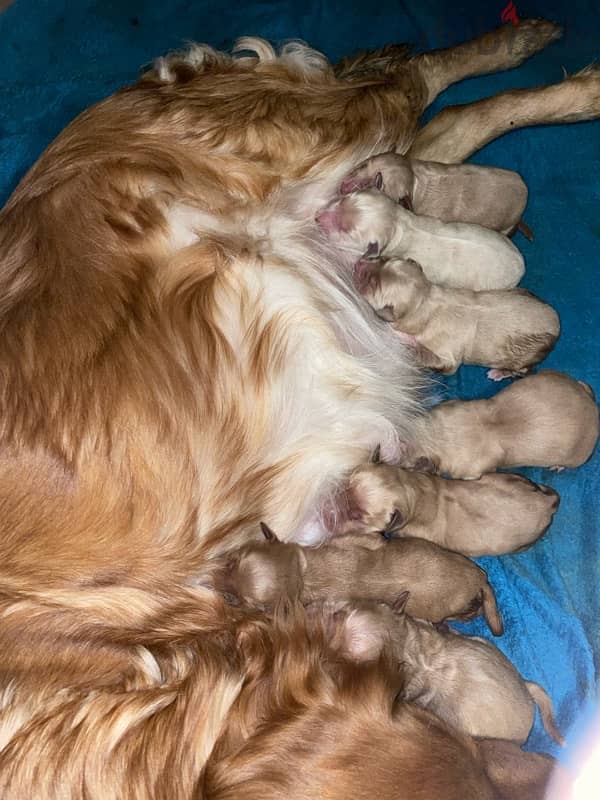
[[340, 152, 531, 237], [347, 462, 559, 556], [316, 189, 525, 290], [220, 526, 503, 634], [330, 598, 563, 746], [408, 370, 600, 479], [354, 257, 559, 378]]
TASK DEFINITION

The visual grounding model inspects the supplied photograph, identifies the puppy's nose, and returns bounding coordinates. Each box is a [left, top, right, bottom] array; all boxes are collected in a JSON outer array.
[[315, 204, 342, 233]]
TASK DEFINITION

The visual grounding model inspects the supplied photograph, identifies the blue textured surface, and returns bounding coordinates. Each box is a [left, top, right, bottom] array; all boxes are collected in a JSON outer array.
[[0, 0, 599, 762]]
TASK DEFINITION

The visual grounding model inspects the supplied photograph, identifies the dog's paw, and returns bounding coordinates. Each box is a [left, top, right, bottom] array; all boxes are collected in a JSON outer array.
[[504, 18, 563, 62], [316, 190, 400, 256]]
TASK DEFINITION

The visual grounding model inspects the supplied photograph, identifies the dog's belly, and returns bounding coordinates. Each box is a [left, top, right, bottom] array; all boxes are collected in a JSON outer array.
[[162, 164, 421, 544]]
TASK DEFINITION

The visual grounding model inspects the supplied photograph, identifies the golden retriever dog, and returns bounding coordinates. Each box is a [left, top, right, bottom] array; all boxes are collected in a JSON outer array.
[[407, 370, 600, 479], [327, 598, 563, 745], [346, 461, 559, 555], [219, 526, 504, 633], [0, 17, 597, 798], [317, 186, 526, 289], [353, 256, 559, 376], [340, 151, 531, 236]]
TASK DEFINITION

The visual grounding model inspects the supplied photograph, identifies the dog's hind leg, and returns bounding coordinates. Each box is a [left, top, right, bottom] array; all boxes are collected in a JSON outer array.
[[335, 20, 562, 115], [409, 66, 600, 162], [412, 19, 562, 106]]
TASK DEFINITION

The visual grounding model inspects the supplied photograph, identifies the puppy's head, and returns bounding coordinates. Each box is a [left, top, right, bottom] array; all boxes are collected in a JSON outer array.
[[311, 594, 410, 664], [219, 526, 307, 607], [348, 462, 421, 533], [356, 257, 428, 322], [340, 152, 415, 209]]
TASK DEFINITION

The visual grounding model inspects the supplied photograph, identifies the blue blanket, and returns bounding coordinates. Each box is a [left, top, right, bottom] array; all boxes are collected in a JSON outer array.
[[1, 0, 598, 765]]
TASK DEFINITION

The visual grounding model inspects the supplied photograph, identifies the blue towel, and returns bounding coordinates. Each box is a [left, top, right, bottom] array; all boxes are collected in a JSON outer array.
[[1, 0, 599, 765]]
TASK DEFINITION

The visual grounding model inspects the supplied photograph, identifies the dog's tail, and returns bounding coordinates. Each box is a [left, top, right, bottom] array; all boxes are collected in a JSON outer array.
[[525, 681, 564, 746], [481, 583, 504, 637]]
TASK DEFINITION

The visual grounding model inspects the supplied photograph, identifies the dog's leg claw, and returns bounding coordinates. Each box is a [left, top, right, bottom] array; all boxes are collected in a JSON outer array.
[[549, 465, 565, 472]]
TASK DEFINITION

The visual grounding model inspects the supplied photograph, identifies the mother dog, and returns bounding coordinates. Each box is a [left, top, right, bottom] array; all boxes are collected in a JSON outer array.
[[0, 19, 596, 798]]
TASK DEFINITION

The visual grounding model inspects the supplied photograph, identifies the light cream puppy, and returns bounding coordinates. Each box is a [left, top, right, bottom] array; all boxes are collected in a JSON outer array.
[[340, 152, 530, 237], [316, 189, 525, 290], [331, 598, 563, 746], [220, 526, 503, 634], [347, 461, 559, 556], [354, 257, 559, 378], [409, 370, 600, 479]]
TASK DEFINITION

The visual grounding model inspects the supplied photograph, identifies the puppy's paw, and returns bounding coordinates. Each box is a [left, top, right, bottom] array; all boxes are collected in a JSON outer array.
[[340, 153, 413, 208], [316, 190, 400, 256]]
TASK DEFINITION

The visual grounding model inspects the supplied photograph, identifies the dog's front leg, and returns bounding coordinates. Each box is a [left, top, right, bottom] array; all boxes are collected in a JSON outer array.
[[410, 66, 600, 163]]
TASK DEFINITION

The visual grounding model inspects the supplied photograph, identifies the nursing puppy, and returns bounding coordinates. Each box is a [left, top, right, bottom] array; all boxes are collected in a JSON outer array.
[[354, 257, 559, 377], [317, 188, 525, 289], [409, 370, 600, 479], [347, 461, 559, 556], [330, 598, 563, 746], [340, 152, 530, 237], [221, 527, 503, 633]]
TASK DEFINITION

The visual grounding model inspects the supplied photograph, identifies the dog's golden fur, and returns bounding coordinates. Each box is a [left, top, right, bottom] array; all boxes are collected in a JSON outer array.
[[0, 21, 596, 798]]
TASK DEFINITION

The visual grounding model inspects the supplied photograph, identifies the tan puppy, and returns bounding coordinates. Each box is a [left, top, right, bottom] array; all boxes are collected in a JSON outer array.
[[340, 152, 530, 237], [354, 257, 559, 378], [331, 598, 563, 746], [316, 188, 525, 290], [409, 371, 600, 479], [221, 526, 503, 634], [347, 461, 559, 556]]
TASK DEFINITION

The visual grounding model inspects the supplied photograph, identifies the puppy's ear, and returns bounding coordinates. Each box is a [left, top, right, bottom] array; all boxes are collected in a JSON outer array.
[[391, 591, 410, 614], [380, 508, 406, 539], [411, 456, 437, 474], [475, 738, 570, 800], [260, 522, 278, 543]]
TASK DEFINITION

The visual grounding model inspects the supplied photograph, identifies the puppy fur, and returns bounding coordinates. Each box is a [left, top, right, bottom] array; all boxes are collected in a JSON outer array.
[[410, 370, 600, 478], [347, 462, 559, 556], [330, 599, 563, 745], [316, 188, 525, 289], [355, 257, 559, 376], [340, 151, 529, 235], [221, 529, 504, 634]]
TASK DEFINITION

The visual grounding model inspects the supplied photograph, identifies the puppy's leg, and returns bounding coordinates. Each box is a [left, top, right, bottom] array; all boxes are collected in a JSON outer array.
[[410, 66, 600, 162], [412, 19, 562, 106]]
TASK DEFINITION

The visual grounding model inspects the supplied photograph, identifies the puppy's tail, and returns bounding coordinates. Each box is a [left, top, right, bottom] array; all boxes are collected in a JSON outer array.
[[481, 583, 504, 637], [525, 681, 565, 746]]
